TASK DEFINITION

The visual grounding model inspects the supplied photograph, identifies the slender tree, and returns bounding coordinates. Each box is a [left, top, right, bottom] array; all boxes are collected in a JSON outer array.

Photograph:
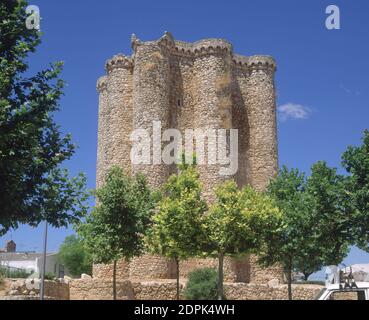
[[304, 161, 351, 271], [261, 165, 351, 299], [0, 0, 88, 234], [259, 167, 314, 300], [78, 167, 155, 300], [146, 158, 207, 300], [341, 130, 369, 252], [205, 180, 281, 300]]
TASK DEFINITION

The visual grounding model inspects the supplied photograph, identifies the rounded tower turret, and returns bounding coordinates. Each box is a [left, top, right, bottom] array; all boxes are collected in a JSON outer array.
[[96, 75, 109, 188], [244, 55, 278, 191], [191, 39, 234, 201], [105, 55, 133, 177], [131, 38, 171, 188]]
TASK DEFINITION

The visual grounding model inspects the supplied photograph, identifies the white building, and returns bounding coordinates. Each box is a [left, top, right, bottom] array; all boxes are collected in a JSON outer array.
[[0, 241, 67, 278]]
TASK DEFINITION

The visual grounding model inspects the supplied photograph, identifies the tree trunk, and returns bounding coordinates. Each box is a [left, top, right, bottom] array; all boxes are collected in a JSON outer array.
[[175, 257, 180, 300], [286, 264, 292, 300], [303, 272, 311, 281], [113, 260, 117, 300], [218, 251, 224, 300]]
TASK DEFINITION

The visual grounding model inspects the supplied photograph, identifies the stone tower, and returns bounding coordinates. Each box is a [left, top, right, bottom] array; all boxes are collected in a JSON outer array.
[[95, 32, 281, 283], [6, 240, 16, 253]]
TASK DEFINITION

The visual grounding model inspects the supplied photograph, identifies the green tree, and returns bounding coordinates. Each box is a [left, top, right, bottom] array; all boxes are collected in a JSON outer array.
[[342, 130, 369, 252], [58, 235, 92, 277], [260, 167, 314, 300], [146, 158, 207, 300], [77, 167, 155, 300], [0, 0, 88, 234], [261, 165, 351, 299], [205, 180, 281, 300], [303, 161, 351, 277]]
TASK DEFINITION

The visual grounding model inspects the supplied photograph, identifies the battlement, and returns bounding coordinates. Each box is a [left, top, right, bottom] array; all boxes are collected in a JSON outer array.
[[125, 32, 275, 71], [232, 54, 276, 72], [96, 75, 108, 92], [105, 54, 133, 73]]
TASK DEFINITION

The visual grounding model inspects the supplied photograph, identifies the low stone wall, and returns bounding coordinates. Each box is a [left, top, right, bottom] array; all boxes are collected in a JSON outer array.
[[225, 283, 323, 300], [129, 255, 175, 279], [69, 279, 185, 300], [69, 278, 322, 300], [132, 280, 185, 300], [1, 278, 69, 300], [248, 255, 285, 284], [93, 260, 130, 280], [69, 279, 134, 300], [179, 257, 250, 282], [92, 254, 282, 284]]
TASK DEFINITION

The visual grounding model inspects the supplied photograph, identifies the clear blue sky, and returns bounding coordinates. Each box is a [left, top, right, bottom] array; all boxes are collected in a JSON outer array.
[[1, 0, 369, 277]]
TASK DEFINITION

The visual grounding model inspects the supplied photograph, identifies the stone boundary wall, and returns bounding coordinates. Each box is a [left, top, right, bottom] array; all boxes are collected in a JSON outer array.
[[225, 283, 323, 300], [69, 278, 322, 301], [69, 279, 134, 300], [248, 255, 285, 284], [92, 255, 283, 284], [0, 278, 69, 300]]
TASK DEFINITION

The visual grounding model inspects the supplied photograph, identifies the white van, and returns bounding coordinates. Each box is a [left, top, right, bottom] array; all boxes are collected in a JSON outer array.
[[318, 282, 369, 300], [318, 265, 369, 300]]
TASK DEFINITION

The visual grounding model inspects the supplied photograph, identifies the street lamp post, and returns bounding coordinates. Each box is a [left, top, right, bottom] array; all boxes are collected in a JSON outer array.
[[40, 220, 48, 300]]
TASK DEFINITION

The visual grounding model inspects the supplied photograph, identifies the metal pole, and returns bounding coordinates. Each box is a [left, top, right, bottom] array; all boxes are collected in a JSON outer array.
[[40, 220, 48, 300]]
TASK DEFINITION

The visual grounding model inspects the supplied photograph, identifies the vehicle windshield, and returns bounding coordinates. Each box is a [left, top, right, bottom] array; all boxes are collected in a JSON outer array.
[[315, 288, 327, 300]]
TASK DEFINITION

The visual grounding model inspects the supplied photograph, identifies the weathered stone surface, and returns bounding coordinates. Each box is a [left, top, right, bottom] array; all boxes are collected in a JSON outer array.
[[69, 279, 133, 300], [69, 278, 322, 301], [225, 283, 323, 300], [267, 279, 280, 288], [248, 255, 284, 284], [2, 279, 69, 300]]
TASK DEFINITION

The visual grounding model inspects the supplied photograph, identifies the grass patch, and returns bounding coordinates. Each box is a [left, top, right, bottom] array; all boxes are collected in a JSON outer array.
[[0, 267, 32, 279], [0, 275, 4, 289]]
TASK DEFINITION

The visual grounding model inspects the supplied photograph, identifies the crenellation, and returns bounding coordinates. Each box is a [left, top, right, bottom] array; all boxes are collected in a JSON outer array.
[[105, 54, 133, 73], [96, 75, 108, 92]]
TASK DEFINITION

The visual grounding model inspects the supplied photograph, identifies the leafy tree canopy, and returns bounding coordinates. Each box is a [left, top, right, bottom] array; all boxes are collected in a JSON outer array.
[[205, 180, 281, 256], [78, 167, 156, 264], [146, 159, 208, 259], [58, 234, 92, 277], [342, 130, 369, 252], [0, 0, 88, 234]]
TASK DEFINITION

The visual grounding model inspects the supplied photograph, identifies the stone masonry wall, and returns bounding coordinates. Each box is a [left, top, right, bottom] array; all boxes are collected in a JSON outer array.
[[69, 278, 322, 300], [248, 255, 285, 284], [92, 254, 282, 285], [1, 279, 69, 300]]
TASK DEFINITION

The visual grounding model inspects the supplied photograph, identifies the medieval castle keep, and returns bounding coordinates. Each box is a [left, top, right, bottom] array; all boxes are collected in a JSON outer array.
[[95, 32, 281, 284]]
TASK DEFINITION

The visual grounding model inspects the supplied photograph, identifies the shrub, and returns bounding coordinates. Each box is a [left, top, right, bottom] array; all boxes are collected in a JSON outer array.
[[44, 272, 57, 280], [0, 267, 31, 279], [184, 268, 218, 300], [293, 280, 325, 285]]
